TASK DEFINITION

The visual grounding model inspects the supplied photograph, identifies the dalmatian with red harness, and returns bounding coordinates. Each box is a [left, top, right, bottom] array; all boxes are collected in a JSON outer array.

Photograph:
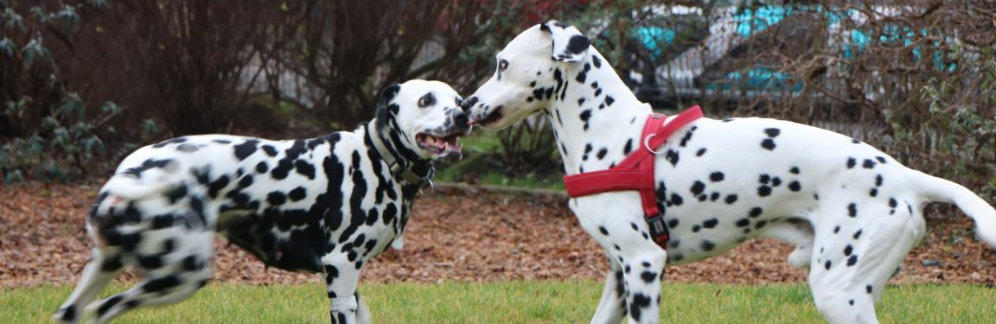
[[54, 80, 469, 323], [462, 21, 996, 323]]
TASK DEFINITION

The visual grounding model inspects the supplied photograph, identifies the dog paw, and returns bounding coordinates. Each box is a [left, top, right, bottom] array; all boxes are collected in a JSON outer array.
[[390, 235, 404, 250]]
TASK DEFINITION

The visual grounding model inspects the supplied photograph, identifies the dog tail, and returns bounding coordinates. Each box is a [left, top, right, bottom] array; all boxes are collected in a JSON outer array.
[[102, 176, 178, 201], [912, 169, 996, 248], [102, 159, 185, 201]]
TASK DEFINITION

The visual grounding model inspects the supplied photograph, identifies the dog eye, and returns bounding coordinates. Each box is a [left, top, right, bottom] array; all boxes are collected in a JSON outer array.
[[418, 93, 435, 108], [498, 59, 508, 72]]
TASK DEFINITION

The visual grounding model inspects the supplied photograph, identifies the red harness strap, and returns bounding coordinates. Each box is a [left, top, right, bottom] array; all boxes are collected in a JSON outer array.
[[563, 105, 704, 249]]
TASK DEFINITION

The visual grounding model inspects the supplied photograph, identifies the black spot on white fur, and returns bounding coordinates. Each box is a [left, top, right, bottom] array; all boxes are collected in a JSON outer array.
[[566, 35, 591, 54], [700, 240, 715, 251], [761, 139, 776, 150], [68, 82, 459, 323], [454, 28, 987, 324]]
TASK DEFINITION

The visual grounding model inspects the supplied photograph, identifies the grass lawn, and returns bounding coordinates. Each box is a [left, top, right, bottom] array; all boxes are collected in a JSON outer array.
[[4, 281, 993, 323]]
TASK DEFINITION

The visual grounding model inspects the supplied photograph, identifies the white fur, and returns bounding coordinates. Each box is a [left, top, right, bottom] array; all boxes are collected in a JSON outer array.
[[55, 79, 468, 324], [464, 20, 995, 324]]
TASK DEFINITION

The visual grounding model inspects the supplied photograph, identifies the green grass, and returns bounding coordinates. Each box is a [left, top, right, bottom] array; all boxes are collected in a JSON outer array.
[[458, 134, 503, 153], [471, 172, 564, 189], [4, 281, 994, 323]]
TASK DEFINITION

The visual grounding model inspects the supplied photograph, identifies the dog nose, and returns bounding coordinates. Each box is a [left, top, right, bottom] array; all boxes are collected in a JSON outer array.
[[453, 109, 469, 127], [460, 96, 478, 111]]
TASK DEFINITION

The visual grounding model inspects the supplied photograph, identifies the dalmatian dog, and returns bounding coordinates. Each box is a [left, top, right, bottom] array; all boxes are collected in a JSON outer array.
[[53, 79, 469, 323], [462, 21, 996, 324]]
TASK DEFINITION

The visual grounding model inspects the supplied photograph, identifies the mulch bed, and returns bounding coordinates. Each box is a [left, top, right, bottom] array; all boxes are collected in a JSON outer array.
[[1, 182, 993, 288]]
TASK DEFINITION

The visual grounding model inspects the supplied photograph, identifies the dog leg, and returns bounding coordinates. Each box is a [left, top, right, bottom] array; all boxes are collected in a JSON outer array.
[[619, 249, 666, 324], [590, 254, 627, 324], [759, 217, 815, 268], [54, 247, 122, 323], [807, 193, 922, 324], [83, 274, 210, 323], [322, 252, 361, 324], [355, 291, 372, 324], [573, 194, 667, 324], [568, 192, 667, 323], [83, 227, 214, 323]]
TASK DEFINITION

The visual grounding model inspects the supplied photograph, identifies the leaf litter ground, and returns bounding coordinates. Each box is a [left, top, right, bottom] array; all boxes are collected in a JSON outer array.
[[1, 182, 993, 288]]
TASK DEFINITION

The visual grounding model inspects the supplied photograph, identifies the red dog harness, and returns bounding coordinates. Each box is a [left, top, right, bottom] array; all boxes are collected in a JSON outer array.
[[563, 105, 704, 249]]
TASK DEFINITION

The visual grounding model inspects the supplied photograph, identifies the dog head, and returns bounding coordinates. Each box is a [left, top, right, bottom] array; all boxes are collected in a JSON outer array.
[[375, 79, 469, 160], [462, 20, 591, 129]]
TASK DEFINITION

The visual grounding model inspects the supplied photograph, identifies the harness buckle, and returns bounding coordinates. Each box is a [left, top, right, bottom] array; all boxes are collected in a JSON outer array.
[[644, 211, 670, 247]]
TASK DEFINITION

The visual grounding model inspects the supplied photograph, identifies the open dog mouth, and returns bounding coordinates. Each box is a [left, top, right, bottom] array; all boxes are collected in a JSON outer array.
[[415, 132, 462, 156]]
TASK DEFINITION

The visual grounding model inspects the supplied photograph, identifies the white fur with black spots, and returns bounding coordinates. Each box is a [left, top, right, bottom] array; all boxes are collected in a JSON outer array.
[[54, 80, 470, 324], [463, 20, 996, 324]]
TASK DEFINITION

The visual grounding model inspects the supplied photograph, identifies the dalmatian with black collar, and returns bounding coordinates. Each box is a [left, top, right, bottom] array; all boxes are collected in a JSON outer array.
[[463, 21, 996, 324], [54, 80, 469, 323]]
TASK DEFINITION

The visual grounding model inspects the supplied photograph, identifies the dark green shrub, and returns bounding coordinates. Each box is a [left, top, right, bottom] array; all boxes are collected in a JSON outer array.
[[0, 0, 133, 183]]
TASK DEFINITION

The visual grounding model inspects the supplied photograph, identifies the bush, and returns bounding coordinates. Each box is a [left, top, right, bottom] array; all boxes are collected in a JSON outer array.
[[58, 0, 284, 134], [0, 0, 128, 183]]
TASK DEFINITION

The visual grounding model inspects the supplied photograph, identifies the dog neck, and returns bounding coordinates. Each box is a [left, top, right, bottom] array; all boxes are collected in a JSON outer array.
[[364, 120, 434, 185], [544, 49, 653, 176]]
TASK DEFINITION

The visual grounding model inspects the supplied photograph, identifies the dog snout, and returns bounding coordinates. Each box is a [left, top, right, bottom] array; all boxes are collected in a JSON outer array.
[[463, 96, 488, 125], [445, 108, 470, 134]]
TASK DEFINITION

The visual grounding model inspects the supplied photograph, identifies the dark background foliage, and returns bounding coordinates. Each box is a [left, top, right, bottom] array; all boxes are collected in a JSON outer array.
[[0, 0, 992, 205]]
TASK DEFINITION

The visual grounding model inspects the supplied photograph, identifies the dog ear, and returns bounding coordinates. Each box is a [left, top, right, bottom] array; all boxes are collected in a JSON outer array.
[[541, 20, 590, 63], [376, 82, 401, 128]]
